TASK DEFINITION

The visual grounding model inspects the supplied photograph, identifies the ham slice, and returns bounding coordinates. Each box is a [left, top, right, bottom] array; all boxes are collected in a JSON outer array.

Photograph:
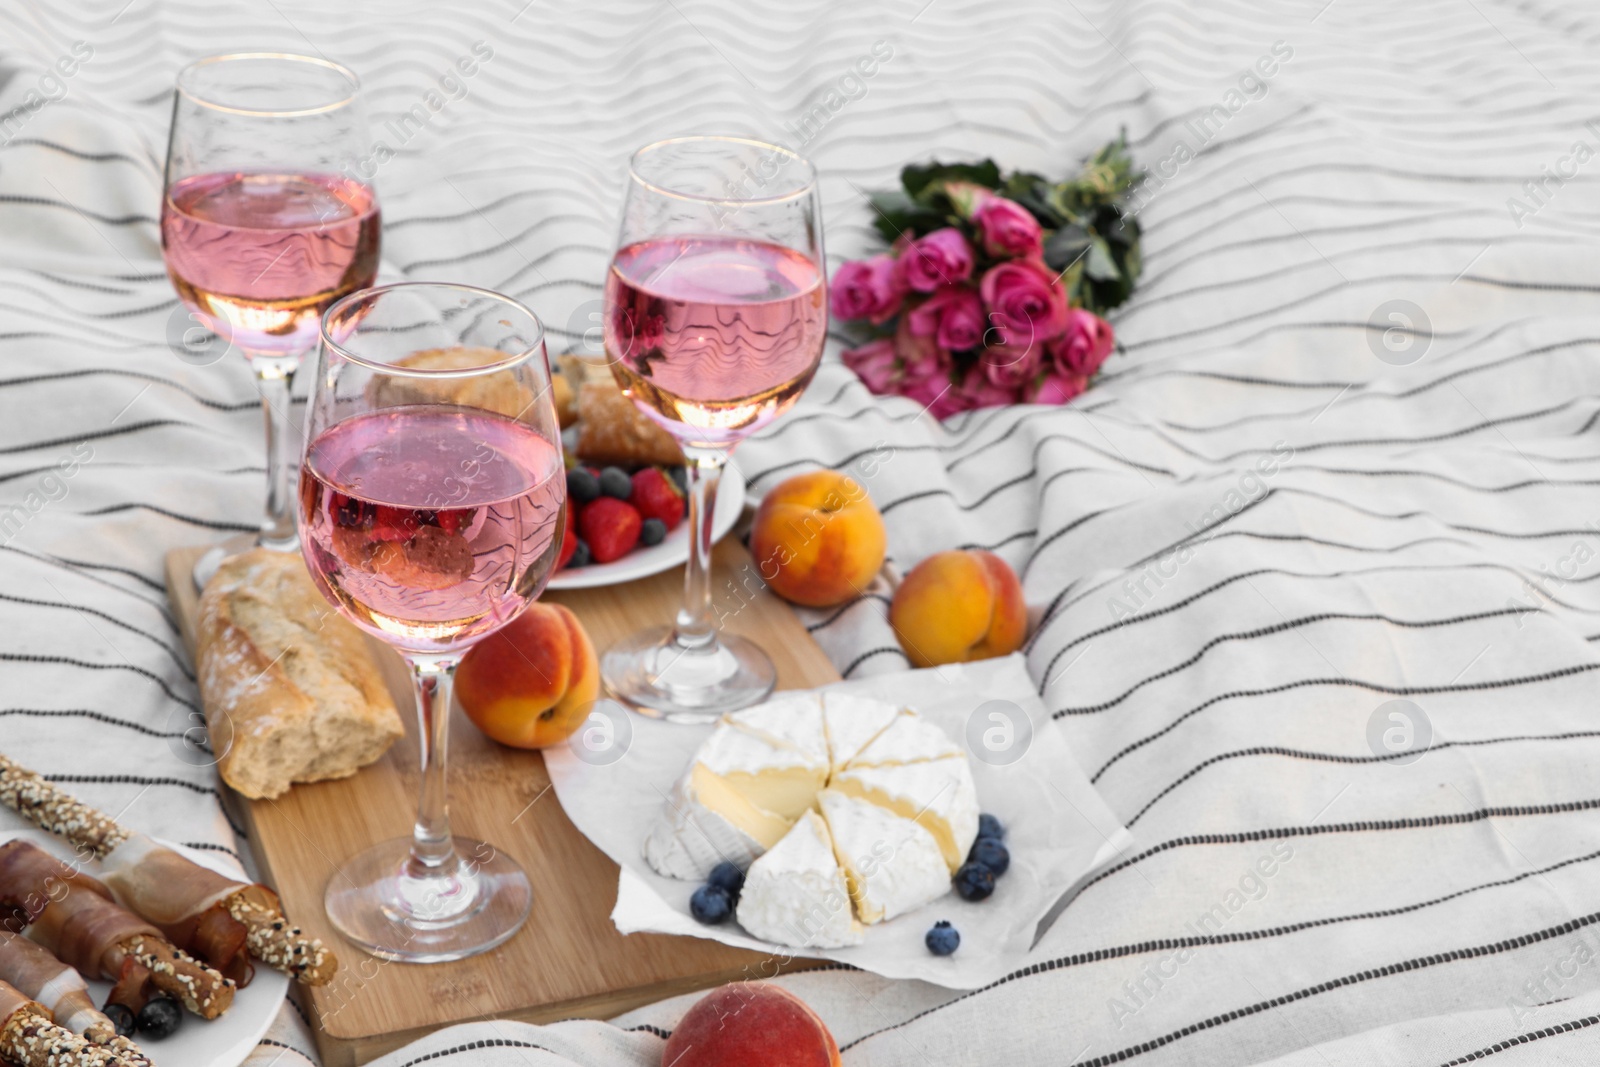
[[0, 933, 151, 1066], [0, 841, 233, 1020], [0, 977, 125, 1067]]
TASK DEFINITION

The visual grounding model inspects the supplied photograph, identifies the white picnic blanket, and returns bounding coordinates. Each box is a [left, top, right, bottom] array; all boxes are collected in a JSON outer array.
[[2, 1, 1600, 1064]]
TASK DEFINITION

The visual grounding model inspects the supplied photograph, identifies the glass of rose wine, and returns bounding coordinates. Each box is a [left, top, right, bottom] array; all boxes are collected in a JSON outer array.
[[160, 53, 381, 583], [299, 283, 563, 962], [601, 136, 827, 721]]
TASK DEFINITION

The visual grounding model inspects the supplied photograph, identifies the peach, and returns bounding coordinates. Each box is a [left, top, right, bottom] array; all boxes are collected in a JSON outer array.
[[456, 603, 599, 748], [661, 982, 840, 1067], [890, 550, 1027, 668], [751, 471, 886, 608]]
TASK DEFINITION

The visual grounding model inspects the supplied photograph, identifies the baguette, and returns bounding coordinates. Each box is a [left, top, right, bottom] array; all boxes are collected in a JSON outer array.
[[575, 380, 685, 467], [197, 550, 403, 800]]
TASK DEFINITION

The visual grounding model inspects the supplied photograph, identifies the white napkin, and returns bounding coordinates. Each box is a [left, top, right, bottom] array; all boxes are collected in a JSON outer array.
[[545, 654, 1126, 989]]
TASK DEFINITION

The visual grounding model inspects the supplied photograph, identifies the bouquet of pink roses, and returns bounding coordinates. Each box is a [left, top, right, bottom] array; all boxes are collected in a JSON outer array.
[[832, 139, 1143, 418]]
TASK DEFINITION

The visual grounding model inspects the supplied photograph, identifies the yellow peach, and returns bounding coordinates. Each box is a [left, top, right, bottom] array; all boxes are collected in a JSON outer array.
[[750, 470, 887, 608], [890, 550, 1027, 668]]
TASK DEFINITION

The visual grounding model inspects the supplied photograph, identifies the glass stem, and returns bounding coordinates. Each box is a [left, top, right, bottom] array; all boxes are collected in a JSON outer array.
[[673, 448, 725, 650], [252, 352, 302, 552], [406, 654, 461, 875]]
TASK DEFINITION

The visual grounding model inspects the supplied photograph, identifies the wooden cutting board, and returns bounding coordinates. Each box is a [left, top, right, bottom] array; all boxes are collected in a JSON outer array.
[[164, 538, 839, 1066]]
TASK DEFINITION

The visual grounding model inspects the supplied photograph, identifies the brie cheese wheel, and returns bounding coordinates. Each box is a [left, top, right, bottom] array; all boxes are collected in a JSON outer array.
[[848, 709, 964, 767], [736, 810, 864, 949], [821, 692, 902, 773], [832, 756, 979, 873], [698, 715, 828, 820], [818, 789, 949, 924]]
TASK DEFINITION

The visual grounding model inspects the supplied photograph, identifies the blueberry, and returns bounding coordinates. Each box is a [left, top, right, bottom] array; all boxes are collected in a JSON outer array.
[[103, 1003, 135, 1038], [953, 862, 996, 902], [969, 837, 1009, 876], [639, 517, 668, 546], [569, 539, 592, 567], [599, 466, 633, 499], [690, 883, 733, 924], [977, 813, 1005, 841], [567, 467, 600, 505], [707, 861, 744, 898], [925, 920, 960, 956], [667, 466, 688, 493], [136, 996, 182, 1039]]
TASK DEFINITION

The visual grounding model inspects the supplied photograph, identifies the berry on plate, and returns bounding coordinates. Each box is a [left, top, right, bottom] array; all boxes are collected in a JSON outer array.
[[598, 466, 633, 500], [969, 837, 1009, 876], [579, 498, 642, 563], [630, 467, 686, 530], [690, 883, 733, 924], [556, 503, 578, 570], [953, 862, 996, 901], [569, 539, 592, 568], [639, 517, 667, 546], [977, 813, 1005, 841], [925, 920, 960, 956], [567, 466, 600, 505]]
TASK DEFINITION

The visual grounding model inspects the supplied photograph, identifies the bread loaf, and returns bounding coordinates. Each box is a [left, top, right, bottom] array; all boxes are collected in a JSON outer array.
[[196, 549, 403, 800], [575, 380, 685, 467]]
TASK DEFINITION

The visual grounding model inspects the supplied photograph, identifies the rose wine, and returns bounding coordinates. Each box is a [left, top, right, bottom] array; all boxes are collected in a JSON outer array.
[[604, 235, 826, 447], [299, 405, 563, 652], [162, 171, 380, 356]]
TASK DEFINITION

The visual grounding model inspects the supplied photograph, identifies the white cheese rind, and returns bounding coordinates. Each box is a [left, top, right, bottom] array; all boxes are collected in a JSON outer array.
[[819, 789, 949, 924], [848, 711, 964, 767], [832, 756, 979, 873], [736, 811, 864, 948], [642, 770, 772, 881], [821, 692, 902, 772], [729, 692, 830, 766]]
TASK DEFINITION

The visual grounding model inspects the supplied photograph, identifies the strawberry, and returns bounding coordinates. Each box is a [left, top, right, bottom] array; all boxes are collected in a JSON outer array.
[[629, 467, 686, 531], [555, 502, 578, 570], [579, 497, 642, 563]]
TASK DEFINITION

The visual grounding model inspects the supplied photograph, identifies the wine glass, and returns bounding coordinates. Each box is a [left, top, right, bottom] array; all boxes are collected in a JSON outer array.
[[160, 53, 381, 582], [299, 283, 563, 962], [600, 136, 827, 721]]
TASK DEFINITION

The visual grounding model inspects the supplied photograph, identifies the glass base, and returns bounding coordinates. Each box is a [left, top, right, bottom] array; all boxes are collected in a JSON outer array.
[[602, 625, 777, 723], [323, 836, 531, 963]]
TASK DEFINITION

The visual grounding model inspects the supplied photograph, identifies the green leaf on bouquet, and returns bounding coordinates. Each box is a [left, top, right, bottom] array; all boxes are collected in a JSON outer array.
[[868, 189, 943, 243], [1043, 223, 1093, 273], [1085, 236, 1120, 281], [900, 159, 1002, 199]]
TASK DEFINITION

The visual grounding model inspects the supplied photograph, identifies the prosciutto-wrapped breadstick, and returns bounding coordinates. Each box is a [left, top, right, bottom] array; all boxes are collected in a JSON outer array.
[[0, 978, 127, 1067], [0, 752, 336, 985], [0, 840, 233, 1020], [0, 933, 151, 1066]]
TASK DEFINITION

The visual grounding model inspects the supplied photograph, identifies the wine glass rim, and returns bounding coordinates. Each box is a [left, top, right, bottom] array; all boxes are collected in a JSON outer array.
[[176, 52, 361, 117], [320, 282, 548, 379], [627, 135, 818, 205]]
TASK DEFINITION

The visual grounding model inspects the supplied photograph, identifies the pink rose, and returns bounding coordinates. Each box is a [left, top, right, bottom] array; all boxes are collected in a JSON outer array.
[[972, 195, 1044, 259], [841, 338, 899, 394], [1050, 308, 1115, 377], [1024, 366, 1088, 406], [907, 285, 985, 352], [980, 258, 1069, 348], [894, 319, 958, 417], [899, 227, 974, 292], [829, 254, 904, 324], [954, 367, 1021, 411], [980, 341, 1042, 390]]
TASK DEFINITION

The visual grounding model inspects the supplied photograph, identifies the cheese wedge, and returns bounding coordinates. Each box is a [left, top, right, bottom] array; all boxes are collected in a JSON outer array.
[[821, 692, 902, 773], [644, 717, 827, 880], [699, 715, 828, 820], [847, 710, 963, 768], [728, 692, 830, 768], [818, 789, 949, 924], [736, 810, 864, 949], [831, 756, 979, 873]]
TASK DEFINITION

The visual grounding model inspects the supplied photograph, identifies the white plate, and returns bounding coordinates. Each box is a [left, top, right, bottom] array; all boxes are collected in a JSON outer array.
[[546, 465, 747, 590], [0, 829, 289, 1067], [544, 655, 1129, 989]]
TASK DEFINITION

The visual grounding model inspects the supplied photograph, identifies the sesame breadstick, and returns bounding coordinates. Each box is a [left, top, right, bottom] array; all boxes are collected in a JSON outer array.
[[0, 991, 127, 1067], [0, 752, 338, 986], [0, 754, 126, 859], [118, 935, 234, 1020]]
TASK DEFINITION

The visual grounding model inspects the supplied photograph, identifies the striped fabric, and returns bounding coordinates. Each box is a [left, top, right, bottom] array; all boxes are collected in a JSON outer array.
[[3, 0, 1599, 1064]]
